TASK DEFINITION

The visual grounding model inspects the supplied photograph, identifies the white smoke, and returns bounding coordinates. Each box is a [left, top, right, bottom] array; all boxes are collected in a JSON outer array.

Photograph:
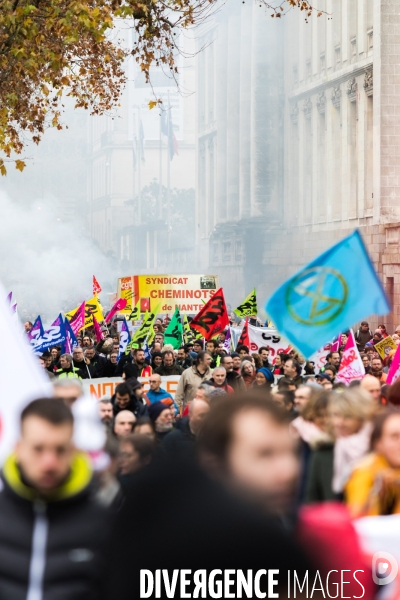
[[0, 192, 115, 323]]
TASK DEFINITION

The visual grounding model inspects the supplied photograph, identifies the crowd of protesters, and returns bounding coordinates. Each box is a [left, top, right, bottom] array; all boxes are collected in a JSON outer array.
[[5, 316, 400, 599]]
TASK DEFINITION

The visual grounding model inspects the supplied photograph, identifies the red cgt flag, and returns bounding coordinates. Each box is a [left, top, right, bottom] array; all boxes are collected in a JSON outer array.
[[93, 275, 102, 296], [190, 288, 229, 341], [236, 317, 250, 350]]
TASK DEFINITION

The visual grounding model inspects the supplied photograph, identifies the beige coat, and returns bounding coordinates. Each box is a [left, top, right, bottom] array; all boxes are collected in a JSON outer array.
[[174, 365, 212, 409]]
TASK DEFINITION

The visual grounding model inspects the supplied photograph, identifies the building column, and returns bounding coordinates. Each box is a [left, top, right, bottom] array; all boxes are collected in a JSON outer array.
[[226, 8, 241, 222], [239, 3, 252, 220]]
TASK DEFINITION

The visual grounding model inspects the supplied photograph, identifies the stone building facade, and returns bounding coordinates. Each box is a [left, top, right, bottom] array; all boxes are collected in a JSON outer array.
[[195, 4, 284, 298], [196, 0, 400, 329]]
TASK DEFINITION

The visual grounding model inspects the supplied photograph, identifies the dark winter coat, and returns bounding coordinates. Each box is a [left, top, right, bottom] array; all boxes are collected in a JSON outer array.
[[162, 417, 195, 454], [0, 453, 114, 600], [154, 363, 183, 376], [305, 440, 338, 504], [102, 361, 118, 378], [71, 359, 97, 379], [111, 394, 148, 418]]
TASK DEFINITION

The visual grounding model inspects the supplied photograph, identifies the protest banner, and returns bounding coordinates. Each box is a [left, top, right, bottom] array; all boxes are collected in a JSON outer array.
[[191, 289, 229, 340], [375, 336, 397, 361], [65, 296, 104, 329], [336, 330, 365, 385], [236, 317, 250, 350], [33, 314, 67, 354], [163, 307, 183, 349], [387, 344, 400, 385], [117, 274, 220, 315], [234, 288, 258, 318], [247, 324, 292, 360], [309, 344, 333, 372], [82, 375, 181, 399]]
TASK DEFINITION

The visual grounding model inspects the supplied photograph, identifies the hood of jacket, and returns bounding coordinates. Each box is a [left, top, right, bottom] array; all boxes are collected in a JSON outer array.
[[2, 452, 92, 503]]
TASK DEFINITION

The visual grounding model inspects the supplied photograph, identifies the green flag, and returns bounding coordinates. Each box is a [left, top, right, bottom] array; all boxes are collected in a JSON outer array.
[[183, 314, 195, 344], [163, 307, 183, 349], [129, 303, 160, 347], [234, 288, 258, 318], [127, 299, 141, 321]]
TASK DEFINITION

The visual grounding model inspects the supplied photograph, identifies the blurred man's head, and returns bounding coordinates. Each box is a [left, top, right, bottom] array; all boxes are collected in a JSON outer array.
[[149, 374, 162, 392], [293, 385, 312, 412], [162, 351, 175, 367], [221, 355, 233, 373], [119, 435, 156, 475], [24, 321, 33, 332], [53, 378, 83, 407], [327, 352, 341, 368], [231, 354, 241, 370], [148, 402, 173, 433], [360, 374, 381, 401], [283, 359, 298, 379], [135, 349, 146, 366], [189, 399, 210, 436], [85, 347, 96, 360], [212, 367, 227, 387], [115, 383, 132, 409], [114, 410, 136, 438], [372, 410, 400, 468], [59, 354, 73, 370], [15, 398, 75, 494], [199, 395, 299, 515], [99, 398, 113, 426], [371, 357, 383, 375], [110, 352, 119, 364]]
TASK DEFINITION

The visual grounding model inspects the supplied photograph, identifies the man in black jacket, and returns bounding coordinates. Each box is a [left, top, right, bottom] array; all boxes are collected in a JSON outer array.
[[111, 382, 148, 418], [85, 346, 107, 378], [163, 398, 209, 454], [0, 398, 115, 600], [71, 347, 97, 379]]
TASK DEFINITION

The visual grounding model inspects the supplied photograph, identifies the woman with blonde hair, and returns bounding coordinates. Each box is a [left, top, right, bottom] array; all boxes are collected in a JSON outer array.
[[330, 387, 377, 495], [305, 387, 376, 503]]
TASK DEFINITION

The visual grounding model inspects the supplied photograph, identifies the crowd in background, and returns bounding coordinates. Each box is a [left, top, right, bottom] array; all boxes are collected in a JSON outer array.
[[6, 315, 400, 599]]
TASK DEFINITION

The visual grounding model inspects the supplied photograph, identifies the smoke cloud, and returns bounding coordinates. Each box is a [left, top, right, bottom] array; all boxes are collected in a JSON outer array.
[[0, 192, 115, 323]]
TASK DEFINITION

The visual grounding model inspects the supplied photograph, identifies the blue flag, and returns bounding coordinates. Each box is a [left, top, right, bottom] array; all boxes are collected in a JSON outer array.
[[118, 318, 131, 359], [33, 314, 67, 354], [265, 230, 390, 358], [62, 318, 79, 354]]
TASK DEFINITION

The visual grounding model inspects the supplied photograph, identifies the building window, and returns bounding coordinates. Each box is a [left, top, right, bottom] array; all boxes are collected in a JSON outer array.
[[293, 66, 298, 87], [335, 45, 341, 66], [320, 53, 325, 73], [212, 243, 219, 264], [235, 241, 242, 262], [367, 29, 373, 51], [306, 60, 311, 80], [222, 241, 231, 262]]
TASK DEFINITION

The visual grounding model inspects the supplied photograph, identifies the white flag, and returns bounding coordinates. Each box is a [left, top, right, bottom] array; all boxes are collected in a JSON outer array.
[[0, 280, 50, 464]]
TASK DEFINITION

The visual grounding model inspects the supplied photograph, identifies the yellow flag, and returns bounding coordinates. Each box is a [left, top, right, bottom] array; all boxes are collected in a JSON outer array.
[[65, 296, 104, 329]]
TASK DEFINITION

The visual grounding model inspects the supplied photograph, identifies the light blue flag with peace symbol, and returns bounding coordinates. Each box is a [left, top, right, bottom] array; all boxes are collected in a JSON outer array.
[[265, 230, 390, 358]]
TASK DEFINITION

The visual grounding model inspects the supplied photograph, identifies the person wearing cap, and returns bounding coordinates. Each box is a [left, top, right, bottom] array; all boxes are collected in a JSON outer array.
[[355, 322, 373, 352], [316, 373, 333, 390], [148, 401, 174, 441]]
